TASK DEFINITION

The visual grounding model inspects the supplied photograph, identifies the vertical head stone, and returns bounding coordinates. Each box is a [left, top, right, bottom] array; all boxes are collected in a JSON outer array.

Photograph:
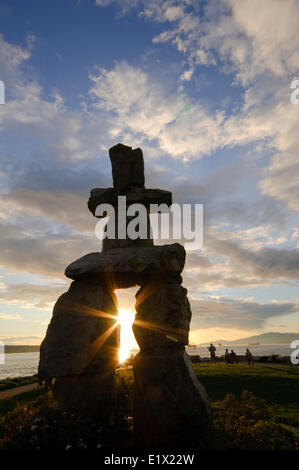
[[109, 143, 145, 192]]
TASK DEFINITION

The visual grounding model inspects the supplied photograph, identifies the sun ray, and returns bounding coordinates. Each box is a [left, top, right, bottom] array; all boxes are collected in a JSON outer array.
[[135, 281, 158, 308], [87, 321, 119, 363], [117, 308, 138, 363], [58, 300, 119, 322]]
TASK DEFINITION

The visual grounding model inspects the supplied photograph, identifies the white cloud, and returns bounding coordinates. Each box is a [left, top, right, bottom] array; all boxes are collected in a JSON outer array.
[[229, 0, 299, 81], [184, 225, 299, 291], [0, 34, 111, 163], [164, 5, 184, 22], [94, 0, 299, 211], [190, 296, 299, 330], [95, 0, 113, 5], [141, 0, 299, 84], [89, 62, 224, 158], [0, 4, 298, 339], [0, 335, 42, 344], [0, 33, 32, 93], [0, 283, 66, 310], [179, 68, 194, 82], [0, 313, 22, 320], [1, 189, 92, 232]]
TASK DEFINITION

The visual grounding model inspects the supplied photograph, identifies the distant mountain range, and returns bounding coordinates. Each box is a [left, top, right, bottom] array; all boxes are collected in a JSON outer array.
[[5, 345, 40, 354], [198, 332, 299, 347], [5, 332, 299, 352]]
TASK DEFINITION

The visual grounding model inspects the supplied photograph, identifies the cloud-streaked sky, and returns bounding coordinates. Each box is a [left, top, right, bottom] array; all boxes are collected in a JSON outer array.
[[0, 0, 298, 345]]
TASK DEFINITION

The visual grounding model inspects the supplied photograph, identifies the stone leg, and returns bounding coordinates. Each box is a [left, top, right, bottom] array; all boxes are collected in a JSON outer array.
[[134, 350, 212, 448], [133, 277, 212, 448], [38, 279, 120, 410], [133, 276, 191, 351]]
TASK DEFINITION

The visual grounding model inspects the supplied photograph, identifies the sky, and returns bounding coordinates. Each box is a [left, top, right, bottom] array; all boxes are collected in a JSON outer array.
[[0, 0, 299, 345]]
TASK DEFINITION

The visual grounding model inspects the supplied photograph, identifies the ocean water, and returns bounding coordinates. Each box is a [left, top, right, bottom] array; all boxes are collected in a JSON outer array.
[[186, 344, 292, 358], [0, 344, 293, 380], [0, 352, 39, 381]]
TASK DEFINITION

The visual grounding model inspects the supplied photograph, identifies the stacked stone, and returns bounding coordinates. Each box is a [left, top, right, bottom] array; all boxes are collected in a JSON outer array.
[[38, 144, 211, 446]]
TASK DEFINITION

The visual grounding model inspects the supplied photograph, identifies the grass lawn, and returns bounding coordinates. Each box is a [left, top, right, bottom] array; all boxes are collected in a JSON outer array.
[[193, 363, 299, 428], [1, 364, 298, 426], [0, 364, 298, 449], [0, 389, 46, 416], [0, 375, 37, 392]]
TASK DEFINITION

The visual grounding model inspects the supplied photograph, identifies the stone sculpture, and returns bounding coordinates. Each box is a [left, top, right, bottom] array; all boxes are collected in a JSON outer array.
[[39, 143, 211, 447]]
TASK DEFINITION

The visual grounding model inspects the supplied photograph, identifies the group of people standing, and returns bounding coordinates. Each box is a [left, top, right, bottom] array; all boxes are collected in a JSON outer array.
[[208, 344, 255, 365]]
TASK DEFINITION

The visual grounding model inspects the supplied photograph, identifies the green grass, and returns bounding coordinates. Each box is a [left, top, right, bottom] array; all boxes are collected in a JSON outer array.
[[0, 375, 37, 392], [0, 364, 298, 450], [2, 364, 297, 425], [0, 389, 46, 417], [193, 363, 299, 427]]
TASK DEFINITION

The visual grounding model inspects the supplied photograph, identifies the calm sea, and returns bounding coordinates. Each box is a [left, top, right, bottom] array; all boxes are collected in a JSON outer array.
[[0, 352, 40, 381], [186, 344, 292, 358], [0, 345, 293, 380]]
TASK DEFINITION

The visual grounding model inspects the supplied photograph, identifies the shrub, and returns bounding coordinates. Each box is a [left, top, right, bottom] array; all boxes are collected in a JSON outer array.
[[214, 390, 297, 450], [1, 380, 297, 450], [0, 375, 37, 392], [0, 375, 134, 450]]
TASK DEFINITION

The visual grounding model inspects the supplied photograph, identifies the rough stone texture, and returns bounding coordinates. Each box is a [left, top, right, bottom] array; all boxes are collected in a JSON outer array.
[[38, 142, 212, 442], [65, 243, 186, 288], [101, 210, 154, 251], [38, 279, 119, 407], [132, 273, 212, 447], [133, 277, 191, 351], [87, 143, 172, 253], [109, 143, 145, 192], [88, 187, 172, 215], [133, 350, 212, 448], [102, 232, 153, 252]]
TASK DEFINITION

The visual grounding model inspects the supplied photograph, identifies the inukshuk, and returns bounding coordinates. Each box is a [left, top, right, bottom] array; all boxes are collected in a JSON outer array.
[[39, 143, 211, 447]]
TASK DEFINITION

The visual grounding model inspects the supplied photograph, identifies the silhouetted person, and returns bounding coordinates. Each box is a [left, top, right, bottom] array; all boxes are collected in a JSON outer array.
[[208, 343, 216, 363], [224, 348, 230, 363], [245, 348, 254, 365], [230, 349, 238, 364]]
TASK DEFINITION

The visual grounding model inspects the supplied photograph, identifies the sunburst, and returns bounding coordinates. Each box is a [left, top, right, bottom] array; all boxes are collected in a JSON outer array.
[[117, 308, 137, 363]]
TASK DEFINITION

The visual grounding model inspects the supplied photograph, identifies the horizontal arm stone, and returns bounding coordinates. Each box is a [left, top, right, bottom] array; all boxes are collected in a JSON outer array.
[[88, 187, 172, 216], [65, 243, 185, 286]]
